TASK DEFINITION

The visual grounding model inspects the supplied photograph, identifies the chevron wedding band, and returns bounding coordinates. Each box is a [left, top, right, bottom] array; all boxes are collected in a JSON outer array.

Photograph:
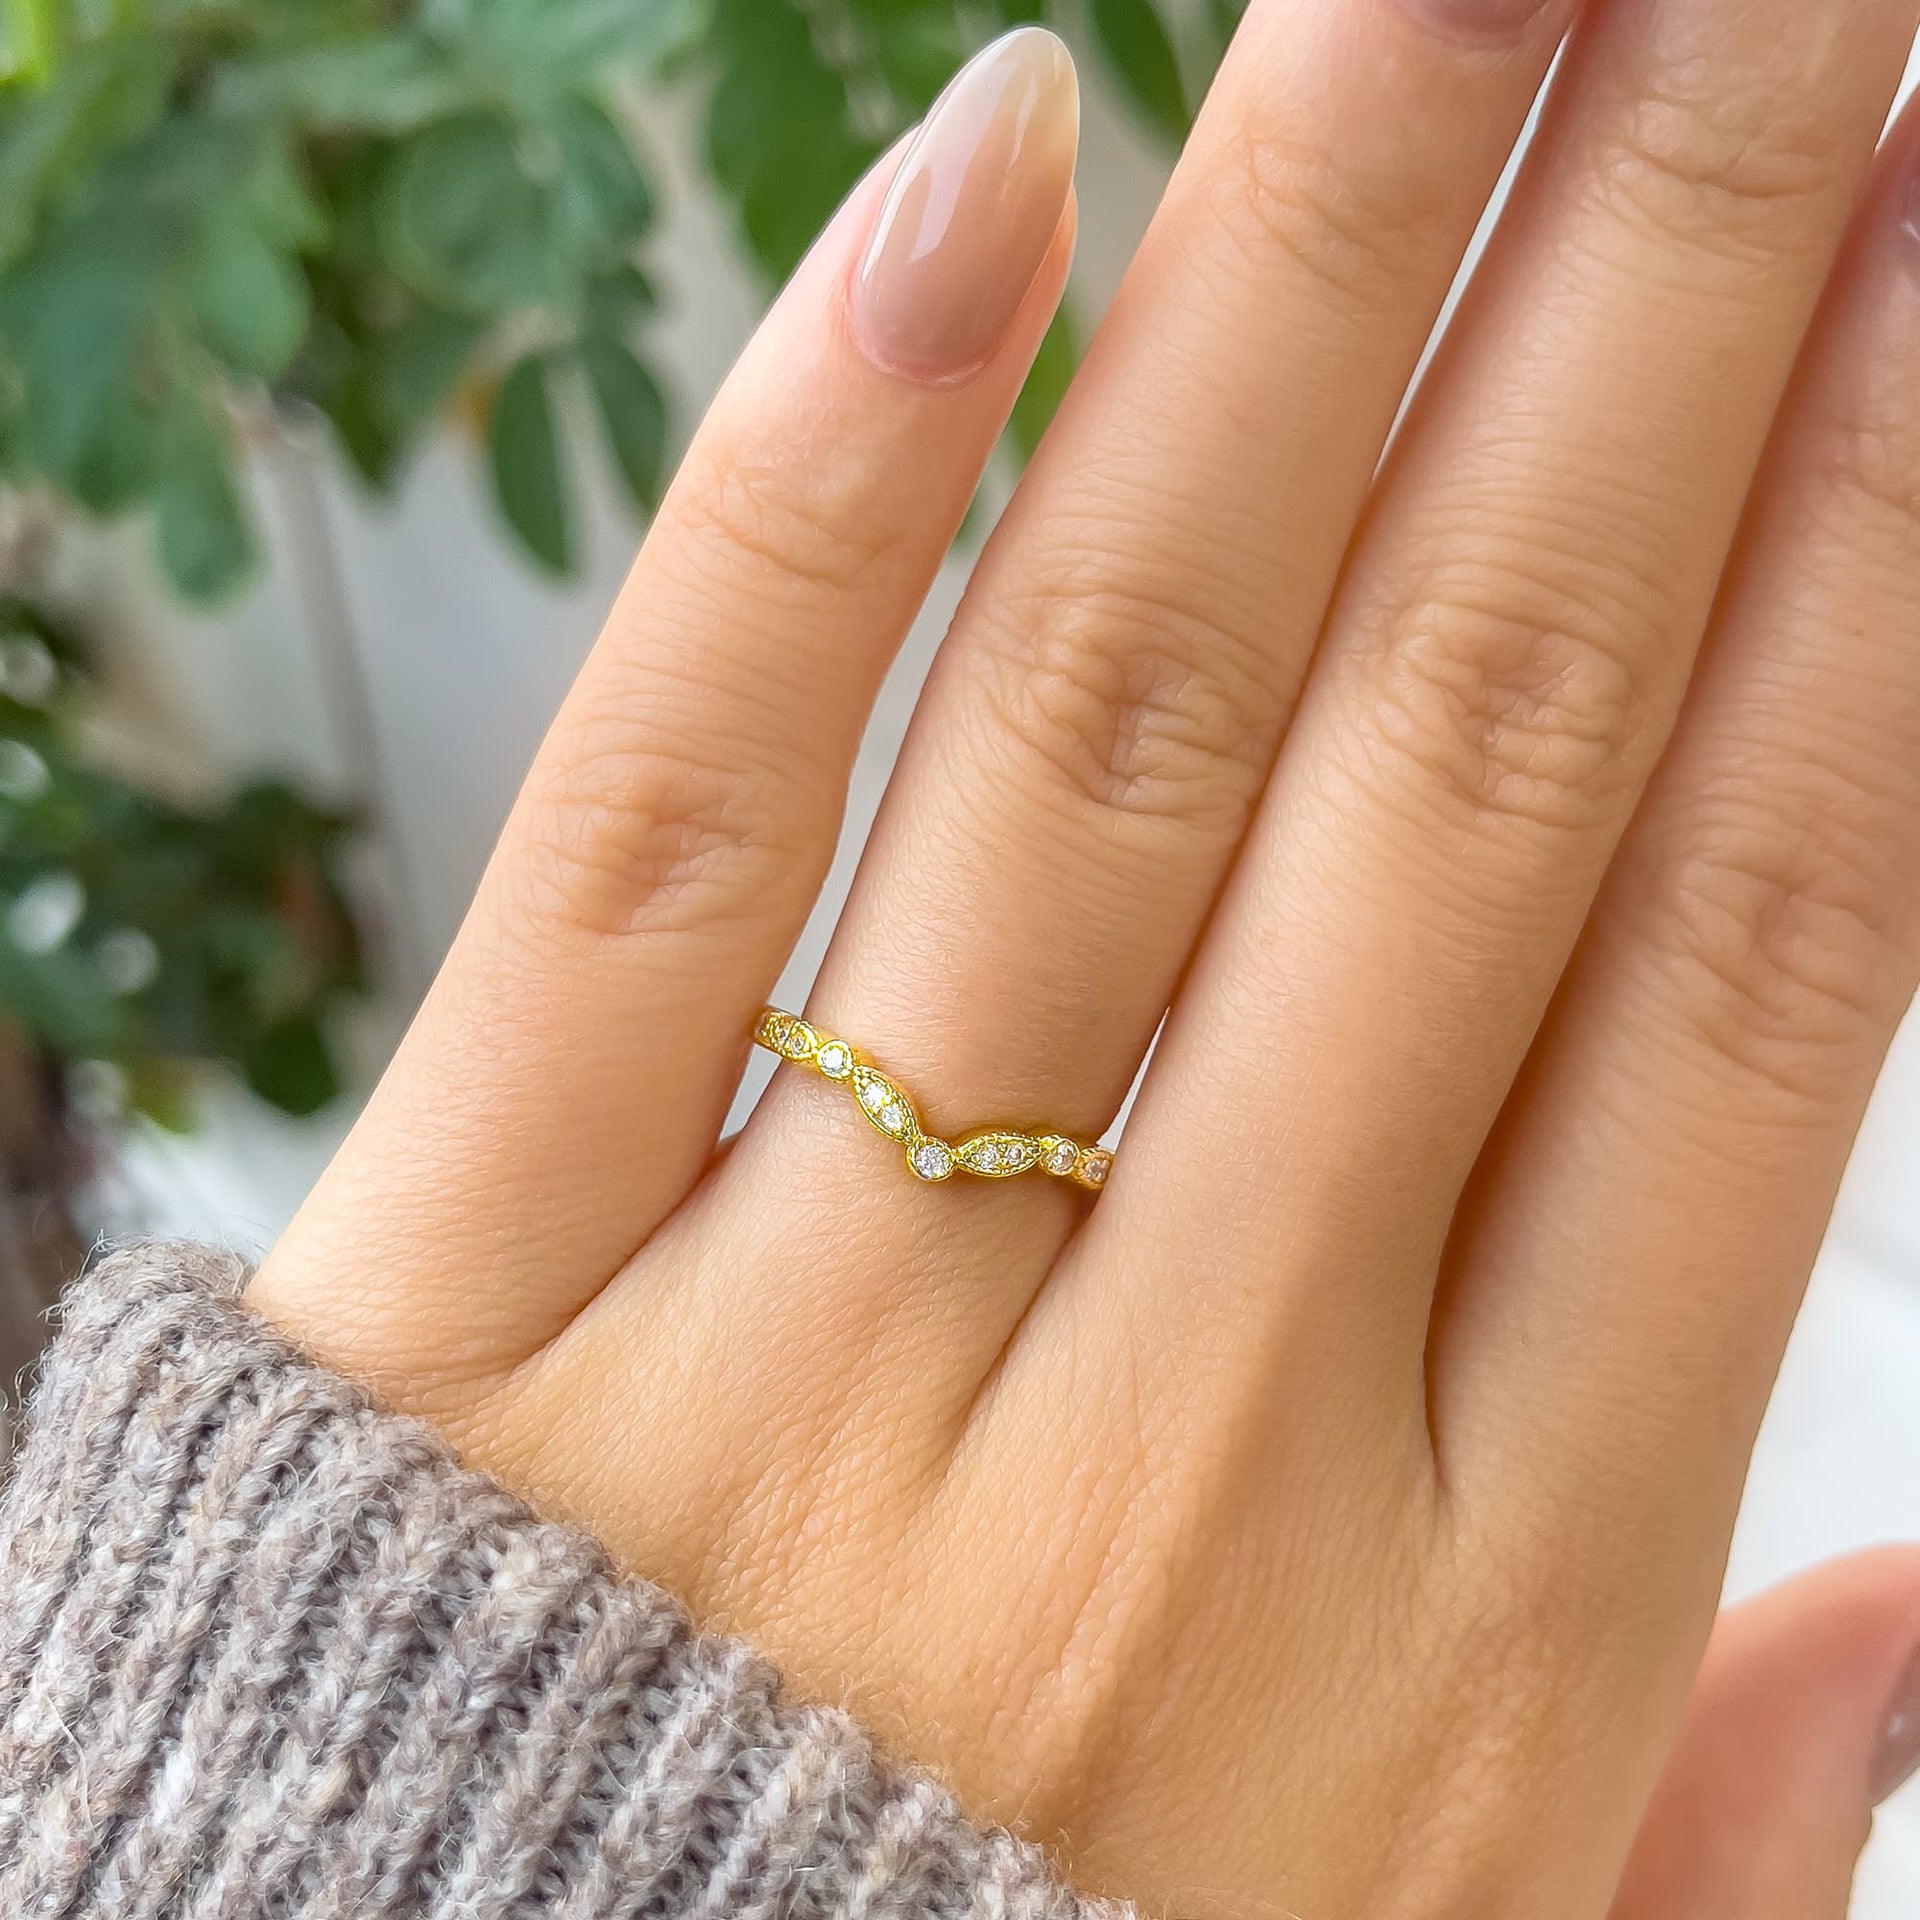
[[754, 1007, 1114, 1192]]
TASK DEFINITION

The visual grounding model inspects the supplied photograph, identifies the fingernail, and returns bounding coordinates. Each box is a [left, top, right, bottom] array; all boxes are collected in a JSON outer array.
[[1873, 1648, 1920, 1805], [851, 28, 1078, 381], [1395, 0, 1559, 43]]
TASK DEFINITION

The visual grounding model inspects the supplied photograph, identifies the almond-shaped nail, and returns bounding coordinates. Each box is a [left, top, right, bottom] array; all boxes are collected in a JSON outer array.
[[852, 28, 1078, 381], [1873, 1647, 1920, 1805]]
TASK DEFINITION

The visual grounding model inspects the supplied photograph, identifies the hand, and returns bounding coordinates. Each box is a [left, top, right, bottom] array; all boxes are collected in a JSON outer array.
[[252, 0, 1920, 1914]]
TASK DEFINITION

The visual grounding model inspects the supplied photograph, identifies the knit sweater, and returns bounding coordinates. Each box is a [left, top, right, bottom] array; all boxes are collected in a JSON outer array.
[[0, 1243, 1119, 1920]]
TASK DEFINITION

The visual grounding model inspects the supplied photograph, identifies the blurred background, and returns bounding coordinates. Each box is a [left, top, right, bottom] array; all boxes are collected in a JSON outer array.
[[0, 2, 1914, 1908]]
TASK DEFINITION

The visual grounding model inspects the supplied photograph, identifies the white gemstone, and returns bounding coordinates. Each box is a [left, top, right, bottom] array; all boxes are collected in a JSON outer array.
[[879, 1101, 909, 1135], [859, 1080, 890, 1112], [817, 1042, 853, 1080], [1045, 1140, 1078, 1176], [978, 1144, 1003, 1170], [911, 1141, 954, 1181], [1082, 1153, 1111, 1186]]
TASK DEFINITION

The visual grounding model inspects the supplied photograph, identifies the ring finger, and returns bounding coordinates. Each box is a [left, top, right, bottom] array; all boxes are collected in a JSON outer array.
[[1058, 0, 1915, 1430]]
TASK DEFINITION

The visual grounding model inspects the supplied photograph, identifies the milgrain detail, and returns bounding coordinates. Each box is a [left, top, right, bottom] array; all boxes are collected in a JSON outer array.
[[754, 1007, 1114, 1192]]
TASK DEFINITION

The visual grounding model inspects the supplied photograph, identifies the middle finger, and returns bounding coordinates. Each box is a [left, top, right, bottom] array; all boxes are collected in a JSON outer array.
[[728, 0, 1579, 1341]]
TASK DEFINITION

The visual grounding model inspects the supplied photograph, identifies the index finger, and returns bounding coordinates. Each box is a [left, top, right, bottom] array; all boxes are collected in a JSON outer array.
[[252, 32, 1080, 1391]]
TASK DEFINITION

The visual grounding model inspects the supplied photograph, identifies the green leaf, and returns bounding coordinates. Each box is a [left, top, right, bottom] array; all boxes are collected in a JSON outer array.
[[439, 0, 701, 92], [1008, 299, 1076, 461], [242, 1013, 340, 1117], [320, 368, 397, 491], [189, 216, 310, 383], [367, 302, 486, 441], [1089, 0, 1189, 148], [1205, 0, 1249, 61], [863, 13, 968, 115], [66, 387, 157, 514], [0, 210, 165, 482], [324, 302, 486, 490], [380, 112, 555, 313], [549, 94, 655, 247], [0, 941, 125, 1056], [582, 261, 658, 335], [95, 113, 257, 221], [240, 140, 330, 252], [579, 331, 666, 514], [705, 0, 874, 281], [488, 354, 573, 573], [0, 38, 171, 260], [216, 34, 472, 135], [1, 0, 59, 86], [153, 396, 256, 603]]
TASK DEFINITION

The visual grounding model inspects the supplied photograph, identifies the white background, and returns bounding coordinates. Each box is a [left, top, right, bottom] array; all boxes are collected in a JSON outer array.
[[81, 36, 1920, 1913]]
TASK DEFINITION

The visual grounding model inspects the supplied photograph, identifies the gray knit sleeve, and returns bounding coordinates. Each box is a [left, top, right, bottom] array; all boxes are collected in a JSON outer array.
[[0, 1242, 1123, 1920]]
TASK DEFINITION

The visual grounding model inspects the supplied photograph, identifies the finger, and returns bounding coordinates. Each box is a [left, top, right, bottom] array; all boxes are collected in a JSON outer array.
[[1613, 1549, 1920, 1920], [1078, 0, 1914, 1424], [716, 0, 1579, 1356], [252, 34, 1079, 1386], [805, 0, 1579, 1119], [1432, 104, 1920, 1538]]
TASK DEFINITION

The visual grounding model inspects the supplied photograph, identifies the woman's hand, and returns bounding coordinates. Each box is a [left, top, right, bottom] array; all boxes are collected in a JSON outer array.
[[252, 0, 1920, 1914]]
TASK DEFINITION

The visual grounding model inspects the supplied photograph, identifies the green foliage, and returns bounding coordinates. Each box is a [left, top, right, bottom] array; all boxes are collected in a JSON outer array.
[[0, 0, 1211, 602], [0, 0, 1223, 1136], [1088, 0, 1186, 149], [488, 353, 571, 573], [1009, 301, 1077, 462], [0, 0, 687, 600], [0, 593, 363, 1121]]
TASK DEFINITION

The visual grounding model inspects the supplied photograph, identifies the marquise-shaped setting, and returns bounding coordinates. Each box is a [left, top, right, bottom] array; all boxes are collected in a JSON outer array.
[[851, 1065, 916, 1140], [758, 1010, 820, 1061], [954, 1132, 1043, 1178]]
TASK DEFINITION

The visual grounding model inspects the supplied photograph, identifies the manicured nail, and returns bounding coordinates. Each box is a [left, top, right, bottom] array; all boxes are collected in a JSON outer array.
[[1396, 0, 1559, 42], [851, 28, 1078, 381], [1873, 1647, 1920, 1805]]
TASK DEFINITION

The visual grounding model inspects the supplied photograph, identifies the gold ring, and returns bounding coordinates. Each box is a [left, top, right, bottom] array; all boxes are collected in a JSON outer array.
[[754, 1006, 1113, 1192]]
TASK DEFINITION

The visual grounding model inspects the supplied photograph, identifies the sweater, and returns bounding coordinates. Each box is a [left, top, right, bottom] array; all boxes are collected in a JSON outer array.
[[0, 1242, 1119, 1920]]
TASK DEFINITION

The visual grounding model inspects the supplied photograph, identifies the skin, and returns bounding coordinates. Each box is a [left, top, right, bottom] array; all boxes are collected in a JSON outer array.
[[254, 0, 1920, 1914]]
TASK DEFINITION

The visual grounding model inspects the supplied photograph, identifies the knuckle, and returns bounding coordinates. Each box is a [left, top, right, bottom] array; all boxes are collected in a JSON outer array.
[[1639, 794, 1915, 1101], [1595, 76, 1849, 254], [1352, 559, 1662, 842], [1200, 121, 1429, 312], [512, 732, 824, 943], [1809, 405, 1920, 547], [674, 430, 892, 601], [968, 569, 1278, 835]]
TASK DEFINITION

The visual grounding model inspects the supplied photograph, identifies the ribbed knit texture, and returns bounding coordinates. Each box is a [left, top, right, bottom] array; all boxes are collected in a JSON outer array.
[[0, 1242, 1123, 1920]]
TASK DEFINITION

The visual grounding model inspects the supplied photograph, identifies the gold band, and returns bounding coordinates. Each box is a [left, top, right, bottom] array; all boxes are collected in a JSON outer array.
[[754, 1006, 1113, 1192]]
